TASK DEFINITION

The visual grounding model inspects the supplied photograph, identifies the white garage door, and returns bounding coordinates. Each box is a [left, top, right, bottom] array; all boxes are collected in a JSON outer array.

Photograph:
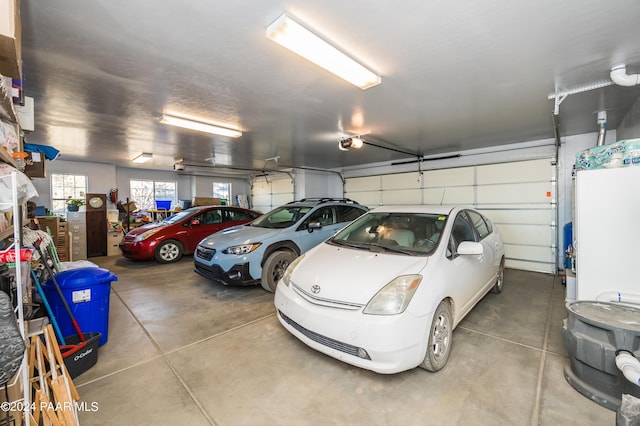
[[345, 158, 557, 273], [251, 175, 294, 214]]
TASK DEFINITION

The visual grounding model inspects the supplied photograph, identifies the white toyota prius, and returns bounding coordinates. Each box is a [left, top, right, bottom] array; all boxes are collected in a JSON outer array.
[[274, 205, 505, 374]]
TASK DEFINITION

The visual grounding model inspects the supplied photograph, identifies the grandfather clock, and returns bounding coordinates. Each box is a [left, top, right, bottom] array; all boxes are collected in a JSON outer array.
[[85, 193, 107, 257]]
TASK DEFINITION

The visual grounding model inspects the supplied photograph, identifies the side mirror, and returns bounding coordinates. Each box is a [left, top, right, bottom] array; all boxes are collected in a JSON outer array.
[[457, 241, 483, 255], [308, 222, 322, 233]]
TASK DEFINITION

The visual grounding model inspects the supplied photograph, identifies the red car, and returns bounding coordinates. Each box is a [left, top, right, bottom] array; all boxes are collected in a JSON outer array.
[[119, 206, 262, 263]]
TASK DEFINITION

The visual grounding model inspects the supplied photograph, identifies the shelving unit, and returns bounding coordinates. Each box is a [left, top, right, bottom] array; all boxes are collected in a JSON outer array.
[[0, 172, 31, 426], [0, 74, 19, 248], [1, 3, 35, 422], [1, 47, 31, 422]]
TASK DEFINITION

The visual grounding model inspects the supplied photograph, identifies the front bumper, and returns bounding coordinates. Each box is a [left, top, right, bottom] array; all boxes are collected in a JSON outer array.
[[194, 261, 258, 286], [274, 281, 432, 374], [119, 241, 154, 260]]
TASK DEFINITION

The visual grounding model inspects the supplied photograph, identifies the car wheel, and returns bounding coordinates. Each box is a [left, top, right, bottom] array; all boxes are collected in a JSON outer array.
[[419, 300, 453, 372], [261, 250, 296, 292], [155, 240, 184, 264], [492, 256, 505, 293]]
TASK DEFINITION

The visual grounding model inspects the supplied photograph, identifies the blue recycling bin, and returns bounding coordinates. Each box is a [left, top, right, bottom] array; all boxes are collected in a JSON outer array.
[[43, 267, 118, 346]]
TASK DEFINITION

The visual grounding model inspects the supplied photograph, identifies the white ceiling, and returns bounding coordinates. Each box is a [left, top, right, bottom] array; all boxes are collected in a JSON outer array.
[[19, 1, 640, 175]]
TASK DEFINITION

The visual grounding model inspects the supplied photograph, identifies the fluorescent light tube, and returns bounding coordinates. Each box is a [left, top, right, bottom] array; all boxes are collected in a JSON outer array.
[[266, 13, 381, 90], [161, 115, 242, 138], [133, 153, 152, 163]]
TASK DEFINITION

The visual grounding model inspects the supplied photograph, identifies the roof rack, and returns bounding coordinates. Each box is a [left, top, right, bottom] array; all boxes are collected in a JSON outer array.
[[288, 198, 360, 205]]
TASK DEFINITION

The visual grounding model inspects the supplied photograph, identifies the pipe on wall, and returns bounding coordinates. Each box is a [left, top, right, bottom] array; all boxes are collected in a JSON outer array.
[[596, 110, 607, 146], [610, 65, 640, 87]]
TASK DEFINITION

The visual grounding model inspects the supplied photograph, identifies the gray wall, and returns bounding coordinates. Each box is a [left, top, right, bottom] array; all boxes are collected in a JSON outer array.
[[29, 161, 251, 210], [31, 159, 117, 209], [115, 166, 192, 206], [192, 174, 252, 205], [617, 95, 640, 140]]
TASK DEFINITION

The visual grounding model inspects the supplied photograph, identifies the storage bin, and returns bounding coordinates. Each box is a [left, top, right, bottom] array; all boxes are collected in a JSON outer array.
[[62, 332, 101, 378], [43, 267, 118, 346], [155, 200, 171, 210]]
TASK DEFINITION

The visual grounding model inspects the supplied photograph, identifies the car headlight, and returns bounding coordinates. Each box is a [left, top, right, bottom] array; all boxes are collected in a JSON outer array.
[[282, 254, 305, 288], [133, 229, 161, 242], [363, 275, 422, 315], [222, 243, 262, 255]]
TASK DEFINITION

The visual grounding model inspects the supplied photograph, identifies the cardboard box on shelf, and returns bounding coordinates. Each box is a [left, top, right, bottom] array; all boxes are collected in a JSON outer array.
[[23, 151, 45, 178], [192, 197, 221, 206], [117, 201, 137, 213], [0, 0, 22, 79]]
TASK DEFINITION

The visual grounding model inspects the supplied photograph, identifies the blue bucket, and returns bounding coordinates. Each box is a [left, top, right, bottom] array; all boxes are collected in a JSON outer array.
[[43, 267, 118, 346], [155, 200, 171, 210]]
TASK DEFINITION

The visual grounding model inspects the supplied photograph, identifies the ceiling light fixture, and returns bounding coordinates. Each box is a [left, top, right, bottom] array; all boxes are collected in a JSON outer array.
[[350, 137, 364, 149], [160, 114, 242, 138], [266, 13, 381, 90], [132, 153, 153, 163]]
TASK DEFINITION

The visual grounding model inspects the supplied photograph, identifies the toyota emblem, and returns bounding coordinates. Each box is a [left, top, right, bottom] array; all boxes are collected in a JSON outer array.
[[311, 284, 321, 294]]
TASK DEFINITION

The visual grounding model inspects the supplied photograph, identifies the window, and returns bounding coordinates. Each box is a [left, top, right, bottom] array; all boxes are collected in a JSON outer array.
[[130, 180, 177, 210], [252, 206, 311, 229], [466, 210, 490, 240], [213, 182, 231, 204], [224, 208, 259, 222], [203, 209, 223, 224], [337, 205, 366, 222], [449, 213, 477, 257], [305, 207, 336, 227], [51, 173, 87, 214]]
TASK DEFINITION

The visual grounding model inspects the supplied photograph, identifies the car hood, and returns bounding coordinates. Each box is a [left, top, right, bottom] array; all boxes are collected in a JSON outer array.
[[126, 222, 166, 236], [200, 224, 280, 247], [291, 243, 428, 305]]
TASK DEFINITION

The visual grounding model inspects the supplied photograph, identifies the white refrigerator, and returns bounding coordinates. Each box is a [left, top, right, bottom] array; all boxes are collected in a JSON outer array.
[[574, 166, 640, 303]]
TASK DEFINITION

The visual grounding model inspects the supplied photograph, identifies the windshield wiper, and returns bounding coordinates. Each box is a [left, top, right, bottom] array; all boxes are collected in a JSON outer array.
[[370, 243, 417, 256], [330, 240, 371, 250]]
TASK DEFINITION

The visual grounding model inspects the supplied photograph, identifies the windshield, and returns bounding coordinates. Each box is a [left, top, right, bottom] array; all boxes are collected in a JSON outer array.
[[250, 206, 312, 229], [162, 209, 197, 225], [329, 212, 448, 255]]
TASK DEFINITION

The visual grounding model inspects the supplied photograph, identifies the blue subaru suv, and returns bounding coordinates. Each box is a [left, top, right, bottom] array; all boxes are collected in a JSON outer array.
[[194, 198, 367, 292]]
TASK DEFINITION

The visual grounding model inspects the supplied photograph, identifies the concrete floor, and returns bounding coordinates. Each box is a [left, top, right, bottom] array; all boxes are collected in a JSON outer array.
[[70, 255, 615, 425]]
